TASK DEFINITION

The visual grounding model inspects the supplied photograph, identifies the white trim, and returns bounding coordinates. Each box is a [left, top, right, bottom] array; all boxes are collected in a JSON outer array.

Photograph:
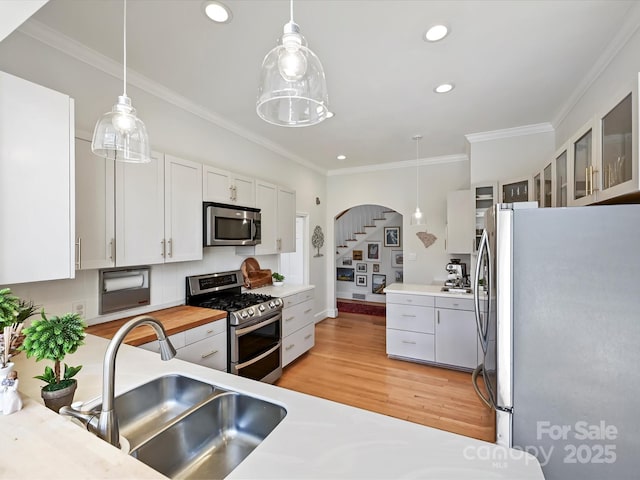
[[551, 1, 640, 129], [317, 309, 336, 320], [327, 153, 468, 176], [465, 123, 554, 144], [17, 19, 327, 176]]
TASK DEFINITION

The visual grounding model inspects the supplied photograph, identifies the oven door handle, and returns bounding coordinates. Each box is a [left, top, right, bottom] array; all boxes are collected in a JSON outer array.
[[235, 342, 281, 371], [235, 314, 281, 336]]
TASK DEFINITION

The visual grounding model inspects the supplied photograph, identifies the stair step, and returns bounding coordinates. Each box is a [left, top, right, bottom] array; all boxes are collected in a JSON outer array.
[[383, 210, 396, 213], [372, 218, 386, 221], [337, 245, 347, 248], [364, 225, 375, 228], [346, 239, 357, 242], [354, 232, 366, 235]]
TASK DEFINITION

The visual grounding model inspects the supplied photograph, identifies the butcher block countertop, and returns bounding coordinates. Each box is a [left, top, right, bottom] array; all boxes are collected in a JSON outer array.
[[85, 305, 226, 346]]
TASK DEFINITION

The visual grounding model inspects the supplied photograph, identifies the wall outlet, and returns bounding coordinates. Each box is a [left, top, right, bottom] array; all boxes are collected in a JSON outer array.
[[71, 301, 86, 318]]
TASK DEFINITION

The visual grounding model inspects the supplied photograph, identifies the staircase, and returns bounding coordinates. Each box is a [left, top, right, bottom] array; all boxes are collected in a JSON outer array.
[[335, 205, 401, 260]]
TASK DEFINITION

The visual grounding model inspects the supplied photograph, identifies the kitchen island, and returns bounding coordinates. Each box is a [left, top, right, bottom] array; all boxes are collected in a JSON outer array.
[[5, 332, 542, 479]]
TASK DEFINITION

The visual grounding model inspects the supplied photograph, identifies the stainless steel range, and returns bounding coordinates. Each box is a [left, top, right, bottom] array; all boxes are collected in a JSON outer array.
[[186, 270, 283, 383]]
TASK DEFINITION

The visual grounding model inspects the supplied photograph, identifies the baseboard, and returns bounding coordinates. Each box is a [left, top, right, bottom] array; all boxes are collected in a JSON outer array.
[[316, 308, 337, 321]]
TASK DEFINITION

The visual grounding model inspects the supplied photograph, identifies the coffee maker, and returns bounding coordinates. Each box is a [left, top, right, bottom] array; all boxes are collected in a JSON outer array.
[[444, 259, 468, 288]]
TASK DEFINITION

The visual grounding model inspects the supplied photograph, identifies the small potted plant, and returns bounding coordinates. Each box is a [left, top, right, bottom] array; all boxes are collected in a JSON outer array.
[[0, 288, 38, 376], [272, 272, 285, 287], [20, 310, 86, 412]]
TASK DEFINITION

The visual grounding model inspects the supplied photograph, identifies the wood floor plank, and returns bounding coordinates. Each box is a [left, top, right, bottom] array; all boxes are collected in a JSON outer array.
[[276, 313, 496, 442]]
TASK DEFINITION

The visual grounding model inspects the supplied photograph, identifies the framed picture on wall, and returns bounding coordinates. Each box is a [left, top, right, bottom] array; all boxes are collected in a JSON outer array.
[[365, 242, 381, 262], [356, 263, 367, 273], [391, 250, 403, 268], [353, 250, 363, 261], [342, 258, 353, 266], [373, 264, 380, 273], [356, 275, 367, 287], [372, 274, 386, 294], [384, 227, 401, 247], [336, 268, 355, 282]]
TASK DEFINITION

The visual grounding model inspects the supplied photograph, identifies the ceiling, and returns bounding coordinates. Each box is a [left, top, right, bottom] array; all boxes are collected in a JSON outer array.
[[28, 0, 638, 172]]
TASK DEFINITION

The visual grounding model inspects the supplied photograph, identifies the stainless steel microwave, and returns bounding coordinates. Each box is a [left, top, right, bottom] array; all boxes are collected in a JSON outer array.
[[203, 202, 261, 247]]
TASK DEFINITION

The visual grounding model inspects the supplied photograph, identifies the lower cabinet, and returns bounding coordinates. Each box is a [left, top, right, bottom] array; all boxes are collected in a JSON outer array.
[[281, 288, 315, 367], [386, 293, 478, 370], [140, 320, 227, 372]]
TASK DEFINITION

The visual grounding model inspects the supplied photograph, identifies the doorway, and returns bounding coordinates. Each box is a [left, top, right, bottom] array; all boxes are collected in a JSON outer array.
[[280, 214, 308, 285]]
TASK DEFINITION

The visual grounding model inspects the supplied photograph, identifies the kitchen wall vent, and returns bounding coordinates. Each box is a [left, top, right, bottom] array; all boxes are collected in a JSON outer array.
[[352, 293, 366, 300]]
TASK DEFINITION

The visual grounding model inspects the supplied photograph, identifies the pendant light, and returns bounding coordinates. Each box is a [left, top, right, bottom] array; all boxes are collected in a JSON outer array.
[[411, 135, 425, 226], [91, 0, 150, 163], [256, 0, 329, 127]]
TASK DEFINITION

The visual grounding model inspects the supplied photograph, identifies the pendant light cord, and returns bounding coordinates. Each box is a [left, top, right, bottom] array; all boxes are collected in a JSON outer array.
[[414, 135, 422, 207], [290, 0, 294, 23], [123, 0, 127, 97]]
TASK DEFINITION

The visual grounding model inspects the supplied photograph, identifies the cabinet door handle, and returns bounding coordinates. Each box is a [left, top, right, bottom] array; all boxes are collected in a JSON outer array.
[[304, 334, 312, 340], [75, 237, 82, 269], [201, 349, 219, 359], [161, 239, 166, 257], [168, 238, 173, 258], [285, 344, 295, 351], [304, 308, 312, 314], [406, 299, 413, 303], [402, 340, 417, 345], [437, 310, 440, 324], [229, 185, 234, 201], [109, 238, 115, 261], [285, 316, 295, 322], [401, 314, 416, 318], [206, 329, 214, 334]]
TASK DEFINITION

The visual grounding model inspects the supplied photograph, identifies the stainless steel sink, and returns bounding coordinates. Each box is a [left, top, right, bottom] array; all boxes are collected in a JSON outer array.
[[95, 374, 223, 449], [130, 391, 287, 479]]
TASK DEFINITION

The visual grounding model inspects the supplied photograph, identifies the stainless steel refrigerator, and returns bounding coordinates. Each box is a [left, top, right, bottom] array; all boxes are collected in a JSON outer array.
[[472, 202, 640, 480]]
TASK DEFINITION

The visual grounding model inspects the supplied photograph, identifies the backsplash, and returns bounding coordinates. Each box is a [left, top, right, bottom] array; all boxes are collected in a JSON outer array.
[[4, 248, 278, 325]]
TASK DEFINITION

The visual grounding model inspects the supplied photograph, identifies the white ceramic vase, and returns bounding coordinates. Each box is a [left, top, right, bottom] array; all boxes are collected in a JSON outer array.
[[0, 362, 14, 380]]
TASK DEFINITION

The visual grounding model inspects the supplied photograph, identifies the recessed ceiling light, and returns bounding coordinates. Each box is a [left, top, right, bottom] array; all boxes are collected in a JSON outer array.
[[424, 24, 449, 42], [434, 83, 455, 94], [204, 1, 232, 23], [337, 154, 347, 161]]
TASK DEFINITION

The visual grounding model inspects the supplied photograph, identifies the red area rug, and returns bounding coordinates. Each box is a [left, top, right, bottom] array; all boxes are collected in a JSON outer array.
[[337, 300, 386, 317]]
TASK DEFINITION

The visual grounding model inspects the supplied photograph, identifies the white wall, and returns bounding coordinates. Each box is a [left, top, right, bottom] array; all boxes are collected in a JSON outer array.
[[326, 159, 470, 315], [0, 30, 328, 322], [469, 130, 555, 186], [0, 1, 47, 42]]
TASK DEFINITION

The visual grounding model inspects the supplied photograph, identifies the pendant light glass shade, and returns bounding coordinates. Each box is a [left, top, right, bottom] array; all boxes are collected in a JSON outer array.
[[91, 0, 151, 163], [411, 135, 425, 226], [257, 1, 329, 127]]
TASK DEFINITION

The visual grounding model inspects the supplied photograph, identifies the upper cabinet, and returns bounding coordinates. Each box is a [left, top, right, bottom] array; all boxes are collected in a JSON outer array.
[[568, 118, 598, 206], [472, 183, 497, 252], [251, 181, 296, 255], [500, 176, 532, 203], [203, 165, 255, 207], [554, 144, 568, 207], [0, 72, 75, 285]]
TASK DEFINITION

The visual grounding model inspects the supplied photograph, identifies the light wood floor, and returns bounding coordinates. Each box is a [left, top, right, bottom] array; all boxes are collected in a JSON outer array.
[[276, 312, 496, 442]]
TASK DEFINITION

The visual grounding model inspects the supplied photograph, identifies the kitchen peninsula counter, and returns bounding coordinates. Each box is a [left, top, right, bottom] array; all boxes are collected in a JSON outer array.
[[385, 282, 475, 298], [6, 334, 543, 479]]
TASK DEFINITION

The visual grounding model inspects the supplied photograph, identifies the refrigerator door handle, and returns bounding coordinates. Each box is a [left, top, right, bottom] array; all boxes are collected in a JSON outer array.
[[474, 229, 489, 352], [472, 364, 492, 408]]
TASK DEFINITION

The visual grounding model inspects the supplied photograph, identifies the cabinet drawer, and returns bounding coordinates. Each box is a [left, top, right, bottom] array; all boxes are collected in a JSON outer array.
[[184, 319, 226, 345], [139, 331, 186, 352], [386, 304, 434, 334], [386, 329, 434, 362], [282, 323, 315, 367], [176, 332, 227, 371], [435, 296, 475, 311], [282, 299, 314, 337], [282, 289, 315, 308], [386, 293, 434, 307]]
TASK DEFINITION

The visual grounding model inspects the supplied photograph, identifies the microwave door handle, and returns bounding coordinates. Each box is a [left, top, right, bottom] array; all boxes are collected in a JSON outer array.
[[251, 221, 257, 240]]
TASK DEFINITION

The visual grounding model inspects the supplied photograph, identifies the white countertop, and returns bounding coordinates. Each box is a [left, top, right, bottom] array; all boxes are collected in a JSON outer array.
[[246, 283, 314, 297], [385, 282, 475, 299], [6, 334, 542, 479]]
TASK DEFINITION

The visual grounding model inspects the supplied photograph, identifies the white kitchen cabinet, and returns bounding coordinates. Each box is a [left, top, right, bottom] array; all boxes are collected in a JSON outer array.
[[500, 176, 532, 203], [554, 144, 569, 207], [115, 151, 165, 266], [281, 288, 315, 367], [164, 155, 203, 263], [568, 117, 598, 206], [446, 190, 472, 254], [140, 319, 227, 372], [0, 71, 75, 284], [435, 297, 477, 370], [472, 183, 497, 252], [386, 293, 435, 362], [203, 165, 255, 207], [250, 180, 296, 255], [75, 138, 115, 270]]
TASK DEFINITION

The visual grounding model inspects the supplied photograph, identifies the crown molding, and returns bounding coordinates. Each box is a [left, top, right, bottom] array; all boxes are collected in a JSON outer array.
[[465, 122, 554, 144], [551, 1, 640, 128], [327, 153, 468, 177], [17, 19, 327, 176]]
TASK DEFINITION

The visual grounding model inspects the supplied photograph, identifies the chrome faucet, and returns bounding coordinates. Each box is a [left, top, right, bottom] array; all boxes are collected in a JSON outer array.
[[60, 315, 176, 448]]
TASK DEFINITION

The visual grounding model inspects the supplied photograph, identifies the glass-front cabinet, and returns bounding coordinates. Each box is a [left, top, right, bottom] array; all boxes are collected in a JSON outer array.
[[472, 183, 497, 252], [500, 177, 532, 203], [568, 118, 598, 206], [543, 162, 552, 207], [555, 146, 568, 207], [533, 173, 541, 206]]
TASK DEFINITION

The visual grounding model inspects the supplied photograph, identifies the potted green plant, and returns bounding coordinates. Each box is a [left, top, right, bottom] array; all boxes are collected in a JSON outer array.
[[271, 272, 285, 286], [0, 288, 38, 374], [20, 310, 86, 412]]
